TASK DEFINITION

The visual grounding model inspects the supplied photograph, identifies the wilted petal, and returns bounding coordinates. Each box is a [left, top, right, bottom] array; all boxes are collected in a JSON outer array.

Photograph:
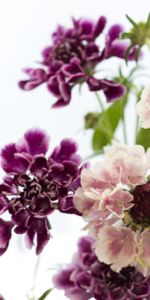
[[95, 225, 136, 272]]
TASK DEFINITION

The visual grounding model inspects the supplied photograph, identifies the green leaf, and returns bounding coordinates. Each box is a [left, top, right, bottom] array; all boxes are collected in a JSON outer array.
[[92, 98, 125, 151], [136, 128, 150, 150], [126, 14, 137, 27], [92, 127, 110, 151], [38, 288, 53, 300]]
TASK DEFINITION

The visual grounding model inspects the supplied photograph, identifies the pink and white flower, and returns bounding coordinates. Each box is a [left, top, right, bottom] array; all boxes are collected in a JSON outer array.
[[137, 87, 150, 129], [74, 143, 150, 276]]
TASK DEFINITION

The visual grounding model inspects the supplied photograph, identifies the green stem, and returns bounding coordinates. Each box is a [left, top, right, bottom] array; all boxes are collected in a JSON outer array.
[[135, 114, 140, 142], [95, 92, 105, 112], [122, 114, 128, 144], [121, 96, 128, 144], [27, 256, 41, 300]]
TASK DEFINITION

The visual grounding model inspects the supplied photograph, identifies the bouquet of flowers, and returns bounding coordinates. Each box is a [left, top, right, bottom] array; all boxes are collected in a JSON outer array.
[[1, 11, 150, 300]]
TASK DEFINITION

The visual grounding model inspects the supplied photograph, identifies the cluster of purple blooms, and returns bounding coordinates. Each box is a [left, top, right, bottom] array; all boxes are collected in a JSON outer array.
[[53, 236, 150, 300], [0, 128, 83, 255], [19, 17, 135, 108], [0, 15, 145, 300]]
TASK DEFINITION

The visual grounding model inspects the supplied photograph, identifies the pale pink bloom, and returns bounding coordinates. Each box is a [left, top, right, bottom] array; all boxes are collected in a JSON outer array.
[[137, 229, 150, 276], [99, 188, 133, 217], [95, 224, 137, 272], [73, 187, 99, 217], [104, 143, 147, 185], [80, 167, 116, 191], [137, 87, 150, 129], [73, 187, 109, 221]]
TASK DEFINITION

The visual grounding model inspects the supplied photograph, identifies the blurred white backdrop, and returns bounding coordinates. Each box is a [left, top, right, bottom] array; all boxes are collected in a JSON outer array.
[[0, 0, 150, 299]]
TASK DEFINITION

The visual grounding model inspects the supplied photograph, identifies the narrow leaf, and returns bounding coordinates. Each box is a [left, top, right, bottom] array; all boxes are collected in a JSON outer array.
[[126, 14, 137, 26], [38, 288, 53, 300]]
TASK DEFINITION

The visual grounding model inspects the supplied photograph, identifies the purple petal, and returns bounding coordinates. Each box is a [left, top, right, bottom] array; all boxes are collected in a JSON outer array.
[[107, 41, 139, 60], [107, 41, 129, 58], [58, 79, 71, 103], [87, 77, 126, 101], [65, 287, 90, 300], [22, 129, 50, 156], [0, 219, 13, 255], [26, 217, 51, 254], [85, 43, 99, 59], [62, 58, 85, 83], [107, 24, 124, 42], [77, 236, 94, 254], [30, 155, 48, 177], [13, 209, 30, 234], [19, 68, 47, 90], [1, 143, 30, 174], [36, 218, 51, 254], [47, 76, 60, 97], [76, 271, 92, 289], [103, 80, 126, 102], [51, 139, 80, 164], [58, 196, 82, 215], [79, 19, 94, 37], [32, 196, 54, 215], [0, 195, 9, 214], [53, 267, 74, 289], [93, 16, 107, 39], [51, 98, 70, 108], [87, 77, 104, 91]]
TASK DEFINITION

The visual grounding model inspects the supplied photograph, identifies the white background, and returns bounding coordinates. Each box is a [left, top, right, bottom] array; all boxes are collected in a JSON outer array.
[[0, 0, 150, 299]]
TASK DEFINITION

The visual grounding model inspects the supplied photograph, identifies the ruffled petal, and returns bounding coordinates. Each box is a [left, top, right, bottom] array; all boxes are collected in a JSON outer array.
[[95, 225, 136, 272]]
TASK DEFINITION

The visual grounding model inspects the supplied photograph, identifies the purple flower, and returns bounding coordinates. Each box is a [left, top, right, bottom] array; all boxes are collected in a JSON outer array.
[[19, 17, 133, 108], [53, 236, 150, 300], [0, 296, 5, 300], [0, 129, 83, 254]]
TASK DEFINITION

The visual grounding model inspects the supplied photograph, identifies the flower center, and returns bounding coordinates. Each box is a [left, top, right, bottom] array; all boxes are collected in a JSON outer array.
[[53, 39, 84, 63], [11, 174, 67, 215], [17, 175, 59, 201], [124, 182, 150, 230]]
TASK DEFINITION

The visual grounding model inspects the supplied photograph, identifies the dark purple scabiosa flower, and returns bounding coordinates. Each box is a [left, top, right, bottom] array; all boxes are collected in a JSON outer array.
[[53, 236, 150, 300], [0, 129, 83, 255], [19, 17, 135, 108], [0, 296, 5, 300]]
